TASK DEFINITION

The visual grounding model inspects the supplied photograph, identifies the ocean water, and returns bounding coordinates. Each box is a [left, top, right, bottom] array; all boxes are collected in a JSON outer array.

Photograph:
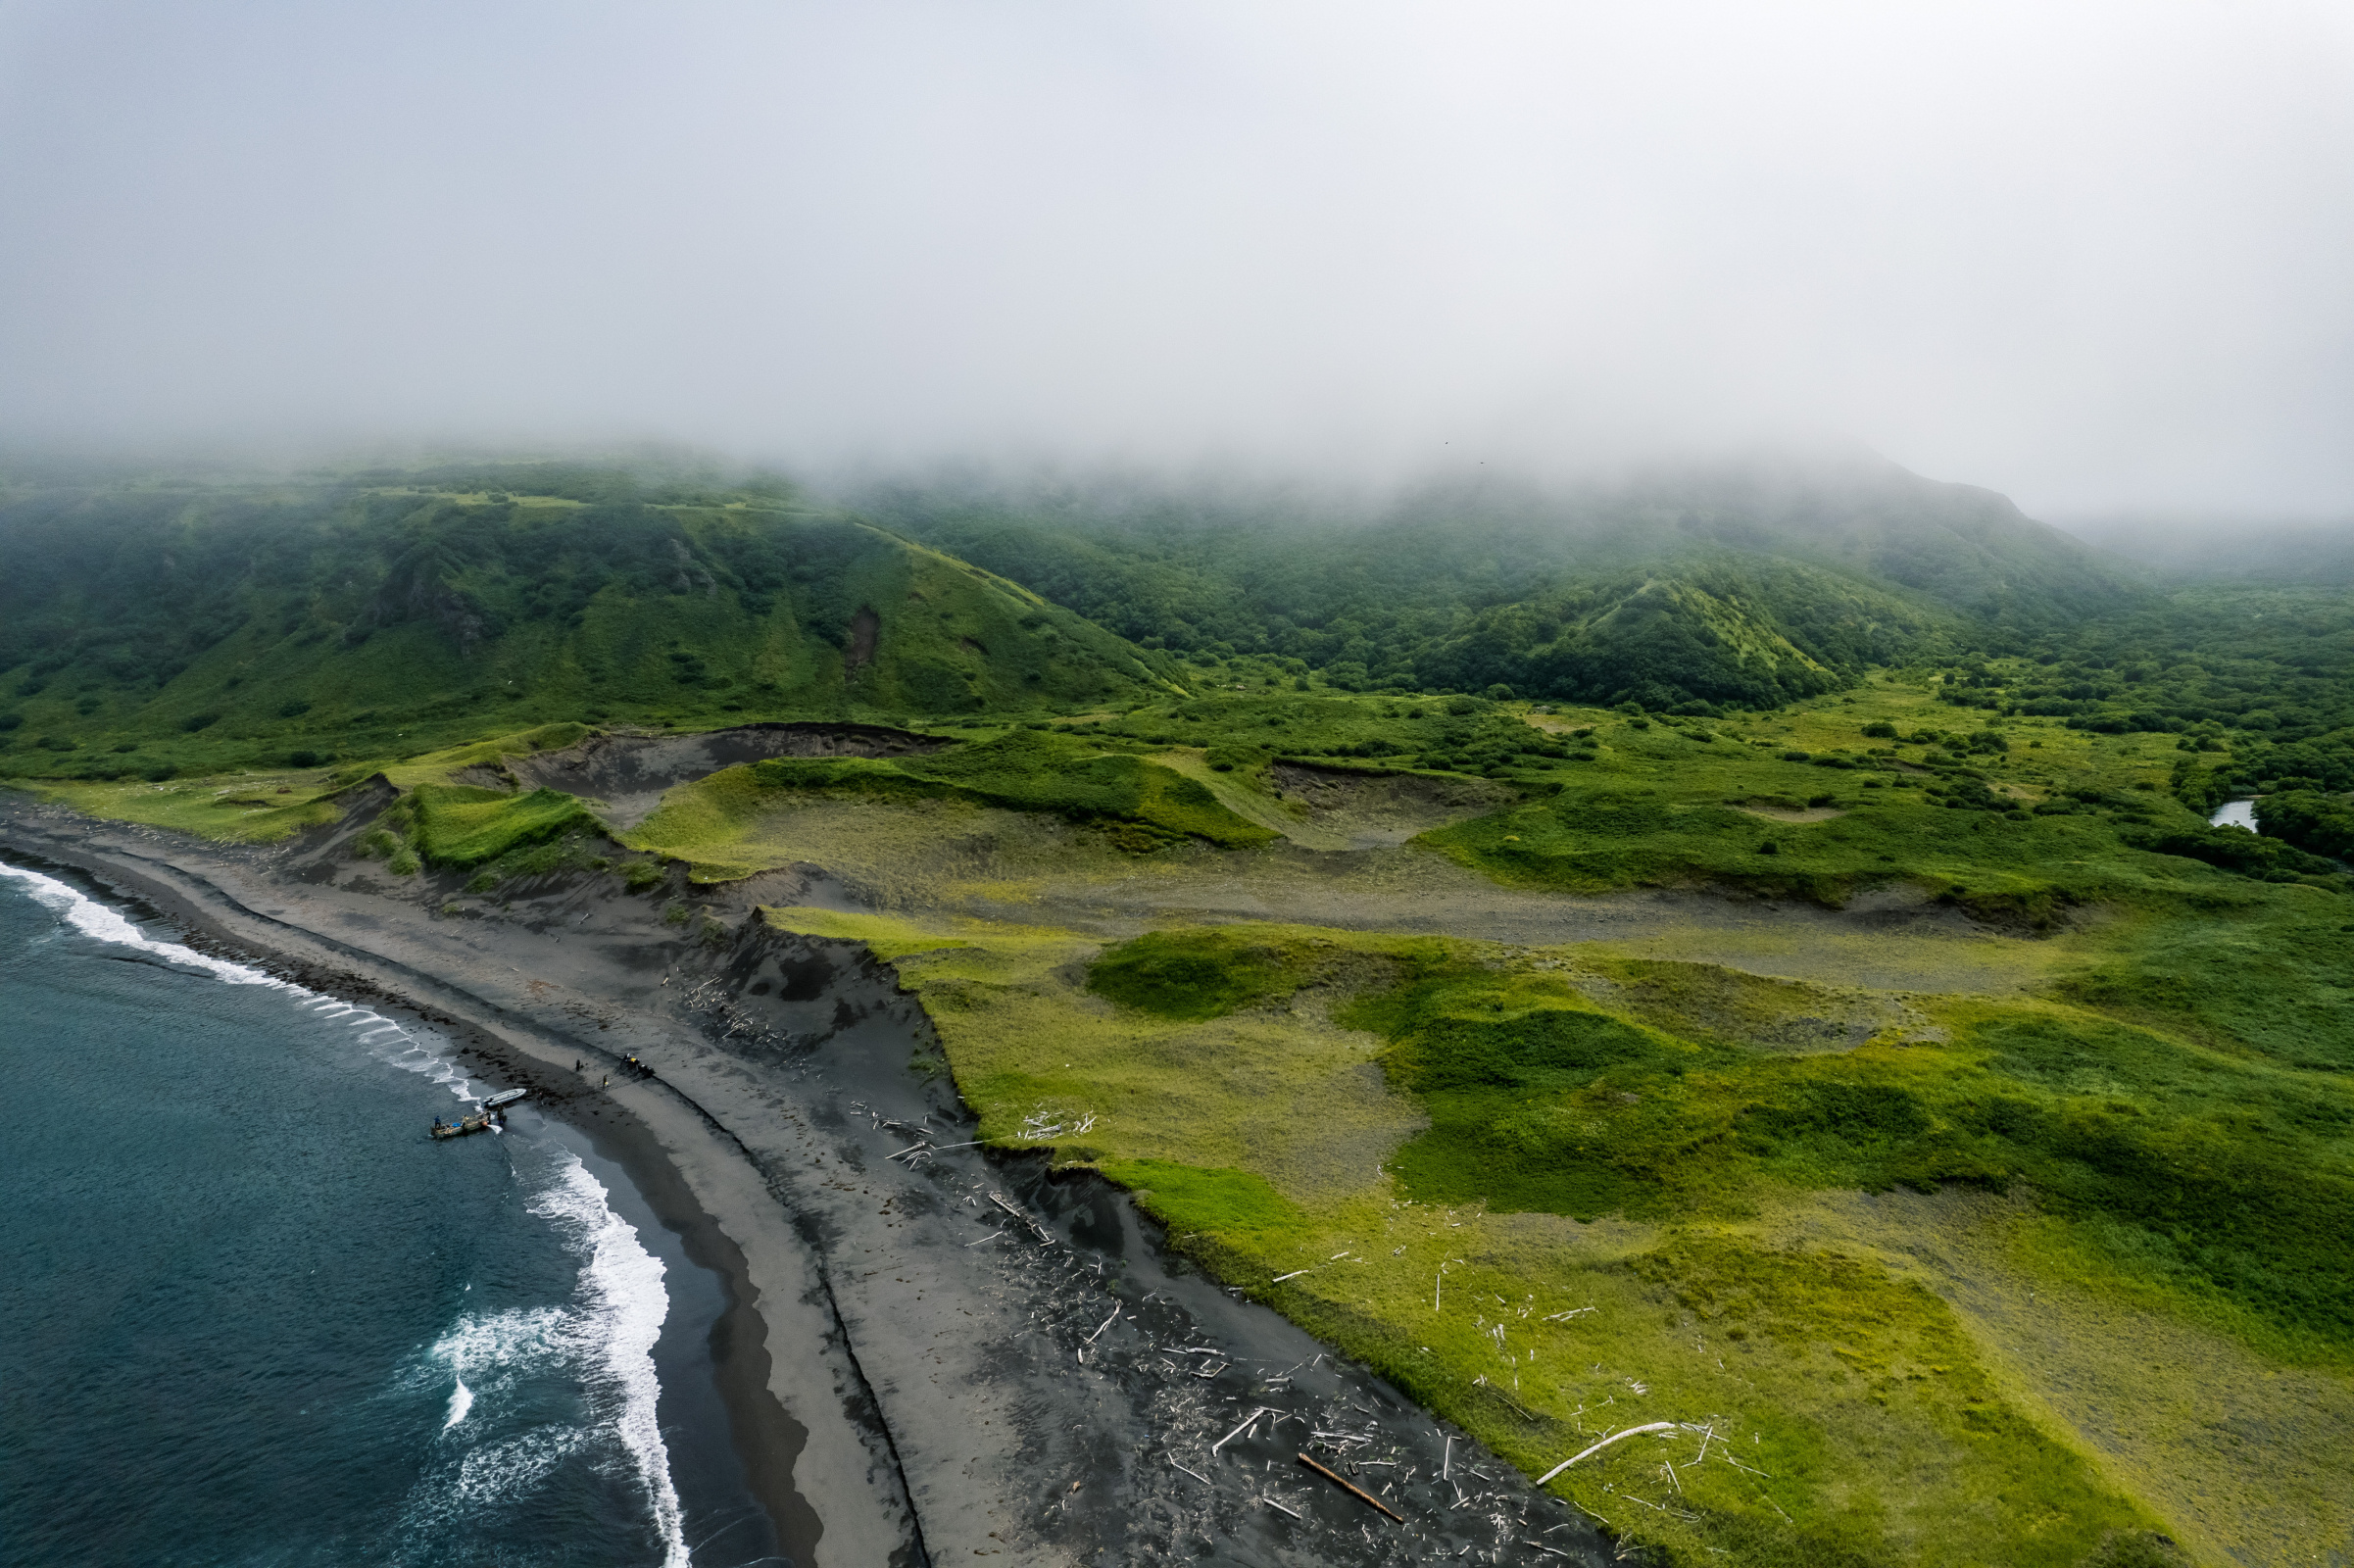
[[0, 861, 775, 1568]]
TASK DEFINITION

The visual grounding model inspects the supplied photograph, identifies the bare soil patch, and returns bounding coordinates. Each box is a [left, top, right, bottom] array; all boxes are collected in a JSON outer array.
[[844, 604, 880, 671], [514, 722, 945, 827], [1735, 802, 1847, 823], [1265, 761, 1517, 849]]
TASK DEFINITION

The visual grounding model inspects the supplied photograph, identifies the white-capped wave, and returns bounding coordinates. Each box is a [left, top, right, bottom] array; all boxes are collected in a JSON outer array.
[[5, 862, 682, 1556], [450, 1424, 589, 1507], [400, 1155, 686, 1563], [0, 858, 480, 1102], [443, 1377, 473, 1431], [533, 1155, 688, 1567], [427, 1304, 567, 1420], [0, 859, 293, 988]]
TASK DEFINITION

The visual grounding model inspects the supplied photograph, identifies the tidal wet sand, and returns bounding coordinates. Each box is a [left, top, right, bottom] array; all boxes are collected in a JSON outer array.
[[0, 792, 1615, 1567]]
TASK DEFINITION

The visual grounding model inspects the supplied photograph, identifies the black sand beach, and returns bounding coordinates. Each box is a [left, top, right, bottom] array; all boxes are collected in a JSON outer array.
[[0, 794, 1615, 1567]]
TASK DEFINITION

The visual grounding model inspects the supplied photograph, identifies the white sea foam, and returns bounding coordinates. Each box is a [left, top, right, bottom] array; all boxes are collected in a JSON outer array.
[[6, 861, 683, 1558], [533, 1154, 689, 1567], [427, 1304, 567, 1426], [443, 1376, 473, 1430], [459, 1425, 592, 1508], [0, 859, 294, 988], [0, 859, 483, 1104], [400, 1155, 687, 1561]]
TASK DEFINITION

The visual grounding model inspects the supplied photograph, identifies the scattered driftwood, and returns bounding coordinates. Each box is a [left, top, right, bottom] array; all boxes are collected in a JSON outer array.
[[1533, 1422, 1680, 1485], [1212, 1407, 1270, 1453], [1297, 1452, 1405, 1523], [988, 1192, 1052, 1243]]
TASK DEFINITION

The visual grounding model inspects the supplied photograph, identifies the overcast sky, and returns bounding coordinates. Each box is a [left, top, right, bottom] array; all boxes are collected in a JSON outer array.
[[1, 2, 2349, 518]]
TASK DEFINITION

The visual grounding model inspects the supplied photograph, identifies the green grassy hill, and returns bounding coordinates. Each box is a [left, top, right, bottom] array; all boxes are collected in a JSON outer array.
[[854, 455, 2131, 710], [0, 467, 1184, 779]]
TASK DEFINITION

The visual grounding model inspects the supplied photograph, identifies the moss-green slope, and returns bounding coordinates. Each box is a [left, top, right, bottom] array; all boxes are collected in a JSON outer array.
[[0, 478, 1181, 781]]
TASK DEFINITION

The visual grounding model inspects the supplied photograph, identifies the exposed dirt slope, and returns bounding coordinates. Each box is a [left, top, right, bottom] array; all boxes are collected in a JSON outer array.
[[513, 722, 948, 826]]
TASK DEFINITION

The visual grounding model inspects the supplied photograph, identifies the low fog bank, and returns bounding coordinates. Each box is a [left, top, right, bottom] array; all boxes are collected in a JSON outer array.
[[1, 3, 2350, 520], [2057, 514, 2354, 583], [0, 433, 2065, 551]]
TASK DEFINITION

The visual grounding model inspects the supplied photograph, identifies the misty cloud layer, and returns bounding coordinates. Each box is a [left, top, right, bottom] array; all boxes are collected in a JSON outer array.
[[1, 2, 2349, 517]]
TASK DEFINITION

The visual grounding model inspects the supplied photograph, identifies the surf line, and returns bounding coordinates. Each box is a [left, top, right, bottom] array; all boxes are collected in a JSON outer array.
[[537, 1153, 691, 1567], [0, 859, 489, 1105], [6, 859, 686, 1556]]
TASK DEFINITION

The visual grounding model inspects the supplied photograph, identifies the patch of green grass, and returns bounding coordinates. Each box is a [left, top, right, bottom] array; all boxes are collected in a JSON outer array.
[[627, 729, 1276, 877], [890, 730, 1275, 845], [1097, 1158, 1304, 1236], [2048, 899, 2354, 1069], [17, 771, 349, 842], [378, 722, 592, 790], [1085, 927, 1323, 1019], [818, 912, 2214, 1564], [408, 784, 601, 868], [1424, 769, 2278, 917], [1332, 942, 2354, 1360]]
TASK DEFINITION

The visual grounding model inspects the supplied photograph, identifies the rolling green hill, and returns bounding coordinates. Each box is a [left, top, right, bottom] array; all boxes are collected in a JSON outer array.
[[854, 455, 2132, 710], [0, 467, 1183, 778]]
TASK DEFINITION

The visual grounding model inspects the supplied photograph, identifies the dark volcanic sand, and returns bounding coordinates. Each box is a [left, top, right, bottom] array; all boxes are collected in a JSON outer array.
[[0, 794, 1618, 1568]]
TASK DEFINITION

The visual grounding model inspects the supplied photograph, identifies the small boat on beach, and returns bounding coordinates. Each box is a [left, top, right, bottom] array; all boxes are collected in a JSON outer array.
[[431, 1089, 526, 1140]]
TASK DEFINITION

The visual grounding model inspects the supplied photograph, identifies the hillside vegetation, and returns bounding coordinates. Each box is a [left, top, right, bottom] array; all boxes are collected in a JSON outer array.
[[0, 464, 1180, 779], [857, 456, 2130, 710], [7, 455, 2354, 1566]]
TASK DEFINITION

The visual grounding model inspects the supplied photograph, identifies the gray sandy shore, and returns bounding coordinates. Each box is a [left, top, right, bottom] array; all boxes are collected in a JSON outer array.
[[0, 793, 1617, 1568]]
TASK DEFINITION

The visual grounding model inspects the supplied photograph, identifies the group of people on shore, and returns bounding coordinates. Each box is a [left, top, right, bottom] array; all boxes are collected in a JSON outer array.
[[571, 1054, 655, 1090]]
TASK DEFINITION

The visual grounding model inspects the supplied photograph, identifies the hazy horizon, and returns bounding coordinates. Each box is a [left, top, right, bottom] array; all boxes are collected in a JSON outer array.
[[2, 2, 2350, 523]]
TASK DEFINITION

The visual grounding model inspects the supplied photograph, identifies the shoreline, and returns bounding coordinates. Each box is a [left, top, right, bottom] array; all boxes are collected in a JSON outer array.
[[0, 795, 1611, 1566], [0, 830, 905, 1566]]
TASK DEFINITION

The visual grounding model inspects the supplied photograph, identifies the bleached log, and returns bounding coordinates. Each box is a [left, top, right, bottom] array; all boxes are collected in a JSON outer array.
[[1211, 1406, 1270, 1453], [1533, 1422, 1679, 1485]]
